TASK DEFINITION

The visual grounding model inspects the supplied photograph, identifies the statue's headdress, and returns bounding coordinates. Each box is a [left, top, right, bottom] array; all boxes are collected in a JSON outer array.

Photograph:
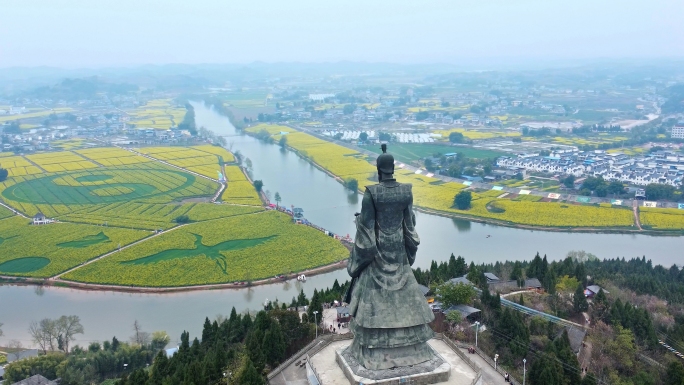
[[376, 144, 394, 174]]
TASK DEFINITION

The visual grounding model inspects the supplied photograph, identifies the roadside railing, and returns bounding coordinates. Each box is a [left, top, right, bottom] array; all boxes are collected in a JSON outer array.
[[305, 354, 323, 385], [267, 333, 353, 381], [267, 336, 329, 380], [457, 340, 520, 385], [433, 333, 483, 385]]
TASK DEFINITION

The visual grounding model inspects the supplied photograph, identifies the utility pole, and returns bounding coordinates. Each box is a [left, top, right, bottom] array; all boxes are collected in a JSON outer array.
[[523, 358, 527, 385], [494, 354, 499, 371], [475, 321, 480, 347]]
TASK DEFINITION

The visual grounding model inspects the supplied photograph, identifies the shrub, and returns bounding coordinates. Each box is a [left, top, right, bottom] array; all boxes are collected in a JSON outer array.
[[174, 215, 190, 224], [453, 191, 472, 210]]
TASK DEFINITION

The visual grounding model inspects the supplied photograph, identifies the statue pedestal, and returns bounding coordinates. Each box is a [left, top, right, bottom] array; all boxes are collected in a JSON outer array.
[[335, 345, 451, 385], [295, 338, 478, 385]]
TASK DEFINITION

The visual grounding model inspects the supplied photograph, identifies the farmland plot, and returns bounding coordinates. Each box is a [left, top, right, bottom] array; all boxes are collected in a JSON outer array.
[[62, 211, 348, 287]]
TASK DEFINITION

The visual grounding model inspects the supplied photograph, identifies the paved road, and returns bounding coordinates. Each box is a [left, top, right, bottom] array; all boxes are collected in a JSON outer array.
[[459, 347, 514, 385]]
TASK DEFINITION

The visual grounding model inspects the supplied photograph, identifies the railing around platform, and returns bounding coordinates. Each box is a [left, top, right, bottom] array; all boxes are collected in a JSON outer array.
[[267, 333, 354, 381], [450, 338, 520, 385], [433, 333, 483, 385]]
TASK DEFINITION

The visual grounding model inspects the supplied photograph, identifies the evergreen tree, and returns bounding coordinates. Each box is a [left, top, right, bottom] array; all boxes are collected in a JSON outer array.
[[201, 317, 215, 349], [149, 351, 169, 385], [237, 357, 265, 385], [591, 288, 609, 323], [455, 255, 467, 277], [666, 361, 684, 385], [519, 293, 525, 306], [541, 255, 549, 282], [511, 261, 523, 281], [573, 284, 589, 313], [253, 311, 272, 332], [121, 368, 149, 385], [111, 336, 120, 352], [447, 254, 458, 278], [245, 329, 265, 373], [528, 252, 542, 279], [574, 263, 587, 287], [581, 374, 597, 385], [554, 330, 581, 385], [297, 289, 309, 306], [529, 347, 563, 385], [242, 313, 253, 333], [307, 289, 323, 324], [263, 321, 286, 367]]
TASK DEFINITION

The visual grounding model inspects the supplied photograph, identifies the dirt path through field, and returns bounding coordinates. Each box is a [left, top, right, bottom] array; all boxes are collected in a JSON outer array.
[[633, 200, 643, 230], [0, 201, 27, 218]]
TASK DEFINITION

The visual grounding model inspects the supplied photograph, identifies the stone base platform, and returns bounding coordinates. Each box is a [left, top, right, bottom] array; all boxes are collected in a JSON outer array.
[[307, 339, 477, 385], [336, 344, 449, 385]]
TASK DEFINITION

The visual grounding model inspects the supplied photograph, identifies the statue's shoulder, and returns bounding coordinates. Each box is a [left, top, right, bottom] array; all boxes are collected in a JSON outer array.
[[366, 183, 380, 191]]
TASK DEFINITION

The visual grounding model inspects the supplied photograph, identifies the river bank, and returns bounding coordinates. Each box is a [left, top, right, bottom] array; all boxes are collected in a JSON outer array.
[[0, 258, 348, 293], [243, 127, 682, 236], [3, 102, 683, 347]]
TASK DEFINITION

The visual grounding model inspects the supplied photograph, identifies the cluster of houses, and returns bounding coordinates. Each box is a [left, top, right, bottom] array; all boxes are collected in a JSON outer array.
[[496, 150, 684, 187], [0, 106, 27, 115], [320, 130, 438, 144], [423, 272, 608, 325]]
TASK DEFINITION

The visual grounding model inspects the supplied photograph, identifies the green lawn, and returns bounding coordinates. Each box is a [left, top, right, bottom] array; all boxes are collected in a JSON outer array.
[[366, 143, 504, 163]]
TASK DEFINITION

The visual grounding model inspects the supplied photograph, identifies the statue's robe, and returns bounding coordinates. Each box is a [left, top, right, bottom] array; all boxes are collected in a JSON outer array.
[[347, 178, 435, 370]]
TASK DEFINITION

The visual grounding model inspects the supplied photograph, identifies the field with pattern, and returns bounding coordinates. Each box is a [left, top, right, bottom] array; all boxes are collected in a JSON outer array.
[[62, 211, 348, 287], [0, 144, 350, 286]]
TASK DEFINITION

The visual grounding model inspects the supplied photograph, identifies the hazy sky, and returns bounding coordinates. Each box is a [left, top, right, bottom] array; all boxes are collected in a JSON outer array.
[[1, 0, 682, 68]]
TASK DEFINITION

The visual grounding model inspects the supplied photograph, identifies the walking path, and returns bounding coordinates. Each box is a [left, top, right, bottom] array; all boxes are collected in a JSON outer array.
[[474, 287, 585, 329], [633, 200, 643, 230], [22, 156, 48, 173], [458, 346, 517, 385], [0, 201, 27, 218]]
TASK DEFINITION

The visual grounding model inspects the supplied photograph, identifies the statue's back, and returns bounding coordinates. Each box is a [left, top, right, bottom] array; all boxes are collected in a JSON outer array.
[[366, 182, 412, 232]]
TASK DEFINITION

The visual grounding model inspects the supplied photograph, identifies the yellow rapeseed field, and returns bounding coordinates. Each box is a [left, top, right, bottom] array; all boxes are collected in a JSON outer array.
[[640, 207, 684, 230], [76, 147, 151, 166], [221, 166, 262, 205], [247, 124, 376, 178], [433, 128, 520, 140], [245, 124, 642, 229], [61, 211, 349, 287]]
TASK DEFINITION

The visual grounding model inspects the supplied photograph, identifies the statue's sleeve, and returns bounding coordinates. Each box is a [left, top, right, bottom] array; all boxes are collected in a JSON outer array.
[[347, 188, 377, 278], [403, 185, 420, 266]]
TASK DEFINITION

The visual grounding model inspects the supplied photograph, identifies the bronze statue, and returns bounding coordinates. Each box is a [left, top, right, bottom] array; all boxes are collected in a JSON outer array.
[[345, 144, 435, 370]]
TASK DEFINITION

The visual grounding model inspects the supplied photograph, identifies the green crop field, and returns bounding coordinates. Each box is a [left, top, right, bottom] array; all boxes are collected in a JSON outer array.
[[62, 211, 349, 287], [365, 143, 504, 163], [0, 145, 353, 287], [0, 216, 151, 277], [0, 163, 218, 217], [60, 202, 263, 230]]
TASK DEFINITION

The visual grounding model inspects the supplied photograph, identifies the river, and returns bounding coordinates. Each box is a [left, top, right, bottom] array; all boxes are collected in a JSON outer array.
[[1, 102, 681, 348]]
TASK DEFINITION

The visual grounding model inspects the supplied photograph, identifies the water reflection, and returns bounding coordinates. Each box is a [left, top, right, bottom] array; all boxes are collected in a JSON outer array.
[[347, 192, 359, 205], [243, 287, 254, 301], [452, 218, 471, 232], [34, 285, 45, 296]]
